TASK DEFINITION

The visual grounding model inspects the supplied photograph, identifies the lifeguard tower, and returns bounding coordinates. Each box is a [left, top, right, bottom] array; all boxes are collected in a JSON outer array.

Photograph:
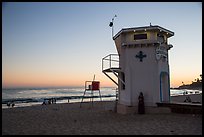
[[80, 75, 102, 107], [102, 25, 174, 114]]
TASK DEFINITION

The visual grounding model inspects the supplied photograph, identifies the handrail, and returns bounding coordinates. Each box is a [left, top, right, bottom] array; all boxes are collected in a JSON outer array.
[[102, 54, 119, 60], [102, 54, 119, 71]]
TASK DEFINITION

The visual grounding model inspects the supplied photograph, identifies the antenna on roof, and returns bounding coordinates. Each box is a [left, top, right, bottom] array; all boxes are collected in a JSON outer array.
[[109, 15, 117, 39]]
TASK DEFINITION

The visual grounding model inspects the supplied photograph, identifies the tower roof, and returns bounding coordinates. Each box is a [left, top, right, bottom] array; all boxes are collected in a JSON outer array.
[[113, 25, 174, 40]]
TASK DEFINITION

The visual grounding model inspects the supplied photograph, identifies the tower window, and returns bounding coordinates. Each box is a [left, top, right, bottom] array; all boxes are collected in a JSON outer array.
[[134, 34, 147, 40]]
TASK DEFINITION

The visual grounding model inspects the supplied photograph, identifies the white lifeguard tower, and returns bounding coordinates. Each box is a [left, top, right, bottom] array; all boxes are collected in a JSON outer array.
[[102, 25, 174, 114]]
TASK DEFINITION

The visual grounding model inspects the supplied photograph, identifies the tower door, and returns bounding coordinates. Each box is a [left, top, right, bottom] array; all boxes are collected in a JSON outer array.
[[160, 72, 170, 102]]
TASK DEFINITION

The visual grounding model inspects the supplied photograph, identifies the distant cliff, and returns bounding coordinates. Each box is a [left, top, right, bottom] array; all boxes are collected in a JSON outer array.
[[178, 74, 202, 90], [178, 82, 202, 90]]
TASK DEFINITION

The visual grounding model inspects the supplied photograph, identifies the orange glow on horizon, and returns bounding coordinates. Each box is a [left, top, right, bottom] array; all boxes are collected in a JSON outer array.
[[3, 68, 201, 89], [170, 72, 202, 88], [2, 71, 116, 88], [3, 76, 196, 89]]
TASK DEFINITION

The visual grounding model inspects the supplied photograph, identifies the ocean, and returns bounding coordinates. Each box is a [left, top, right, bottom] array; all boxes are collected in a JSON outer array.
[[2, 87, 202, 109]]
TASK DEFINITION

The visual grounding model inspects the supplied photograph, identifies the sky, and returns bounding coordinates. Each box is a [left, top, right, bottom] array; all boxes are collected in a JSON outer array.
[[2, 2, 202, 88]]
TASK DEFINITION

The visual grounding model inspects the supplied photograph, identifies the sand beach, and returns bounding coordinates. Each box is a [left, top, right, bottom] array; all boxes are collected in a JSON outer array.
[[2, 94, 202, 135]]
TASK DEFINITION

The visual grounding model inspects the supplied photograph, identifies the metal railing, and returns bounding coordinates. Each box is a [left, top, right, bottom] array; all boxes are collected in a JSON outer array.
[[102, 54, 119, 71]]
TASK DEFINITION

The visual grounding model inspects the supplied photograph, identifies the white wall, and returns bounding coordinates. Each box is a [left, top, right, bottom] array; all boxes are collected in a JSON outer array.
[[116, 30, 171, 107]]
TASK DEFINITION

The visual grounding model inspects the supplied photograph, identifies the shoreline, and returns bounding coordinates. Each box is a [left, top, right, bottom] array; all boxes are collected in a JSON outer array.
[[2, 93, 202, 110], [2, 97, 116, 109]]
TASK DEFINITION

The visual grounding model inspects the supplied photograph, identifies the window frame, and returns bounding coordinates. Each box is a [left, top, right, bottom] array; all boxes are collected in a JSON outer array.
[[134, 33, 147, 40]]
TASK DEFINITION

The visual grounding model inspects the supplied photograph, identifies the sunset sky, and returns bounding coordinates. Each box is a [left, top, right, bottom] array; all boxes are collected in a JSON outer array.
[[2, 2, 202, 88]]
